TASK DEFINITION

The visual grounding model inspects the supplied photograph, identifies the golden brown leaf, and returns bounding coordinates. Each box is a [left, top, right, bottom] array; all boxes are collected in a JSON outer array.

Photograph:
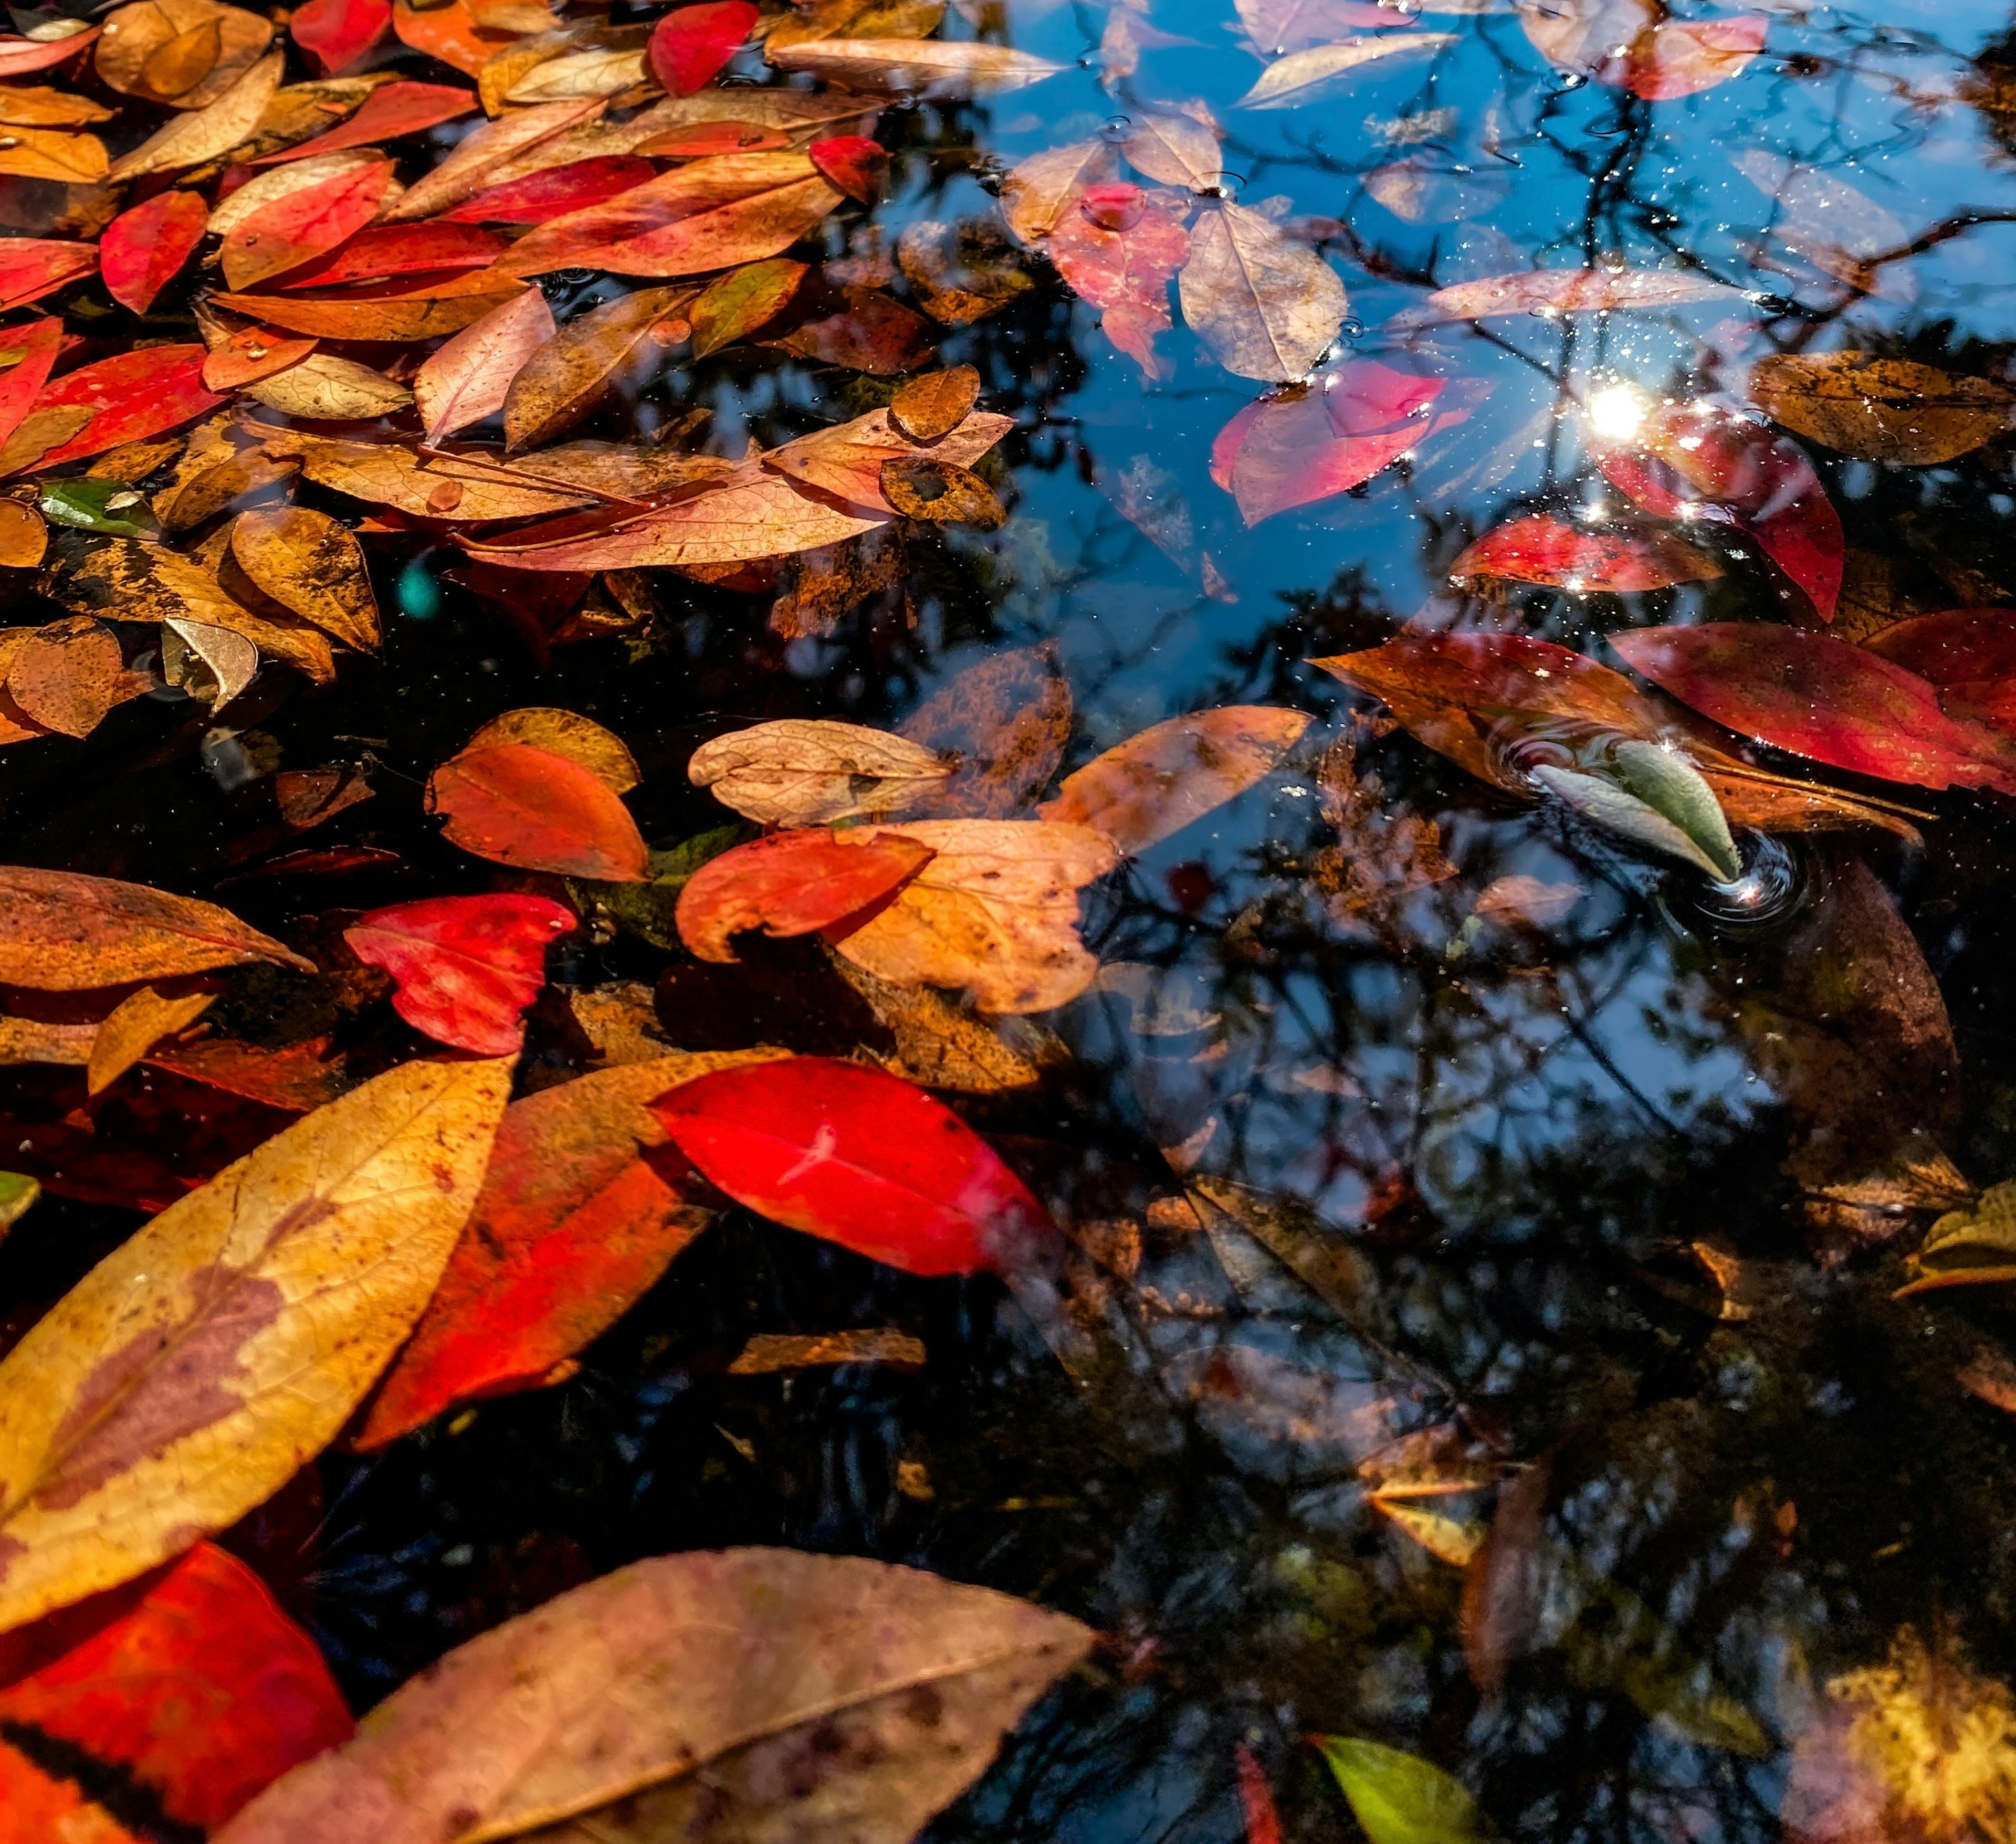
[[880, 455, 1005, 526], [229, 506, 380, 651], [501, 285, 694, 454], [208, 281, 526, 342], [0, 1056, 511, 1635], [831, 818, 1120, 1014], [764, 405, 1013, 510], [0, 500, 45, 569], [96, 0, 273, 109], [1750, 351, 2015, 464], [728, 1329, 927, 1372], [890, 364, 980, 440], [0, 125, 107, 183], [999, 137, 1117, 245], [5, 615, 131, 739], [86, 985, 216, 1095], [108, 47, 282, 180], [464, 708, 639, 792], [251, 433, 595, 521]]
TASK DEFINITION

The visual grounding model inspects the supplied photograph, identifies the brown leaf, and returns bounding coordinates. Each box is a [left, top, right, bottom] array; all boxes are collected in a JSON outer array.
[[831, 817, 1120, 1014], [1040, 707, 1312, 852], [86, 985, 216, 1095], [0, 500, 45, 570], [890, 364, 981, 440], [1178, 199, 1347, 383], [728, 1329, 926, 1372], [502, 285, 694, 453], [239, 352, 411, 421], [253, 433, 594, 522], [215, 1549, 1094, 1844], [765, 405, 1013, 511], [827, 944, 1064, 1091], [96, 0, 273, 109], [767, 35, 1063, 93], [108, 47, 283, 180], [1121, 108, 1224, 189], [896, 217, 1033, 325], [1750, 351, 2014, 464], [690, 718, 951, 825], [881, 455, 1005, 526], [229, 506, 380, 650], [898, 645, 1073, 819], [6, 616, 130, 738], [0, 125, 107, 183], [0, 1057, 511, 1635]]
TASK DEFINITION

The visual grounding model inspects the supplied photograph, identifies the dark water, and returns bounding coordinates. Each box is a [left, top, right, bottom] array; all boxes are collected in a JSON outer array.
[[14, 0, 2016, 1838]]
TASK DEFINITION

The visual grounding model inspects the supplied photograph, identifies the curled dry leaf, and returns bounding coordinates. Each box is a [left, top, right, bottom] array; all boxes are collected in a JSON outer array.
[[1240, 31, 1457, 107], [655, 1057, 1056, 1272], [891, 364, 981, 440], [0, 866, 311, 987], [689, 718, 952, 825], [464, 707, 639, 791], [1180, 199, 1347, 383], [1450, 513, 1725, 591], [1749, 351, 2015, 464], [1039, 707, 1313, 852], [345, 894, 572, 1055], [676, 828, 934, 962], [217, 1548, 1091, 1844], [0, 1056, 511, 1635], [768, 36, 1064, 94], [229, 505, 380, 650], [830, 817, 1120, 1014], [1389, 266, 1744, 329], [430, 742, 649, 881], [358, 1049, 786, 1446], [96, 0, 275, 110], [86, 984, 216, 1095]]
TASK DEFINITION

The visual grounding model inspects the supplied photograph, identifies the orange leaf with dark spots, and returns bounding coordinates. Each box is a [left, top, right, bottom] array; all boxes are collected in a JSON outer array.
[[0, 1543, 351, 1829], [100, 191, 207, 314], [675, 828, 933, 962], [344, 893, 572, 1055], [355, 1050, 783, 1450], [429, 742, 650, 881]]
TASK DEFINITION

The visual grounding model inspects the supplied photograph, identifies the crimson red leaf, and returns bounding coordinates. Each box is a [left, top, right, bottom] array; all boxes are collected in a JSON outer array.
[[1863, 608, 2016, 686], [356, 1052, 776, 1449], [253, 80, 478, 165], [650, 1057, 1056, 1276], [1451, 513, 1723, 591], [290, 0, 393, 74], [269, 223, 508, 288], [1592, 398, 1842, 619], [101, 191, 209, 315], [28, 346, 227, 472], [429, 742, 650, 881], [344, 894, 572, 1055], [647, 0, 758, 94], [0, 239, 95, 312], [1610, 622, 2016, 794], [809, 133, 887, 205], [0, 317, 62, 448], [1211, 361, 1475, 524], [440, 157, 658, 226], [0, 1543, 350, 1830], [675, 828, 933, 962]]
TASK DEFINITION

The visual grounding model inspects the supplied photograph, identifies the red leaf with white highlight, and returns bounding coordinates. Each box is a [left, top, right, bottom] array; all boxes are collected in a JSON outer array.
[[1451, 513, 1723, 592], [101, 192, 208, 314], [0, 1543, 351, 1830], [1611, 622, 2016, 794], [345, 894, 573, 1055], [650, 1057, 1056, 1276]]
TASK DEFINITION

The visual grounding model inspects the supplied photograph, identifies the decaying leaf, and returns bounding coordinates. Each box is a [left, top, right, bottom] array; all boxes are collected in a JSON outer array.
[[1749, 351, 2014, 465], [1180, 199, 1348, 383], [229, 505, 380, 650], [689, 718, 953, 825]]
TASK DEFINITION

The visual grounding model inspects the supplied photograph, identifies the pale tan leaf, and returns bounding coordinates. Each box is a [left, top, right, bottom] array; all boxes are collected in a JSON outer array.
[[108, 47, 283, 180], [505, 45, 646, 101], [768, 35, 1063, 93], [254, 433, 596, 521], [240, 353, 412, 422], [1238, 33, 1455, 107], [1121, 109, 1223, 189], [1388, 266, 1746, 328], [1178, 199, 1347, 381], [690, 718, 951, 824]]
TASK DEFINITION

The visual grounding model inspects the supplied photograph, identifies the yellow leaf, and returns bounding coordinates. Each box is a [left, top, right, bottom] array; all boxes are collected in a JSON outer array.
[[0, 1056, 513, 1634], [86, 984, 215, 1094]]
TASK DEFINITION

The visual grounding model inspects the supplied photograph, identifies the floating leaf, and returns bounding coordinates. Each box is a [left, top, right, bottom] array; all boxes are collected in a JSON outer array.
[[0, 1056, 510, 1634], [345, 895, 570, 1055], [1519, 0, 1766, 99], [999, 136, 1118, 245], [690, 256, 808, 356], [1052, 182, 1191, 378], [289, 0, 391, 73], [1180, 198, 1347, 383], [255, 76, 475, 164], [0, 239, 97, 312], [1389, 266, 1743, 329], [431, 741, 650, 881], [891, 364, 981, 440], [1450, 513, 1724, 591], [100, 190, 209, 314], [654, 1057, 1055, 1271], [1748, 351, 2014, 464], [830, 818, 1120, 1014], [109, 47, 283, 180], [1040, 707, 1312, 851], [95, 0, 274, 110], [1529, 737, 1741, 880], [86, 985, 216, 1095], [649, 0, 757, 92], [229, 505, 380, 651], [501, 284, 692, 452], [22, 346, 227, 474], [767, 36, 1064, 94], [1240, 32, 1456, 107], [689, 718, 952, 825], [219, 157, 394, 290], [676, 828, 934, 962], [464, 707, 639, 790], [0, 318, 61, 450], [1314, 1737, 1486, 1844], [357, 1051, 783, 1447], [766, 404, 1015, 509], [216, 1549, 1091, 1843]]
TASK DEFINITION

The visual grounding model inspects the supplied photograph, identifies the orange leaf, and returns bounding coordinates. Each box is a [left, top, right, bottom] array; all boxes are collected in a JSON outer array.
[[429, 742, 649, 880]]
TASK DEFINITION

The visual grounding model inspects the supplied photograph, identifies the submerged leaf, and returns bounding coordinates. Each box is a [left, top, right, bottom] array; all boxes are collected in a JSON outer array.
[[1314, 1737, 1486, 1844], [1749, 351, 2014, 465]]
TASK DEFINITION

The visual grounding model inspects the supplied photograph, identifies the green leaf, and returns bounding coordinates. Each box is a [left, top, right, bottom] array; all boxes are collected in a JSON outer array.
[[1896, 1179, 2016, 1292], [569, 827, 749, 950], [40, 479, 156, 536], [0, 1171, 39, 1234], [1531, 740, 1740, 881], [1314, 1736, 1485, 1844]]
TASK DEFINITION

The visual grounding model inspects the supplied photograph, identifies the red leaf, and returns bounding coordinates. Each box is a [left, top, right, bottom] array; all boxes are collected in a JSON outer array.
[[344, 894, 572, 1055], [290, 0, 393, 74], [0, 1543, 350, 1829], [1624, 14, 1767, 99], [1591, 398, 1842, 618], [650, 1057, 1056, 1276], [646, 0, 758, 94], [633, 119, 791, 157], [356, 1054, 772, 1448], [1049, 182, 1189, 378], [222, 160, 397, 291], [254, 80, 478, 165], [268, 222, 508, 287], [101, 192, 209, 315], [0, 317, 62, 448], [0, 29, 96, 78], [674, 829, 933, 962], [1451, 512, 1723, 591], [0, 239, 96, 312], [440, 157, 660, 226], [1235, 1745, 1283, 1844], [429, 742, 650, 881], [1210, 360, 1473, 525], [1863, 608, 2016, 692], [28, 346, 227, 472], [808, 133, 887, 205], [1610, 622, 2016, 794]]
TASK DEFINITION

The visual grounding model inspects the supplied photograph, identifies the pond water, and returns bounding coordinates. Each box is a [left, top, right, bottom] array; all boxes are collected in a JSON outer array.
[[8, 0, 2016, 1837]]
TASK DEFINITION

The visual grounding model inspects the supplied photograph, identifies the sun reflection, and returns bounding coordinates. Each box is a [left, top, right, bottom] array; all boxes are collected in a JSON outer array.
[[1586, 382, 1652, 442]]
